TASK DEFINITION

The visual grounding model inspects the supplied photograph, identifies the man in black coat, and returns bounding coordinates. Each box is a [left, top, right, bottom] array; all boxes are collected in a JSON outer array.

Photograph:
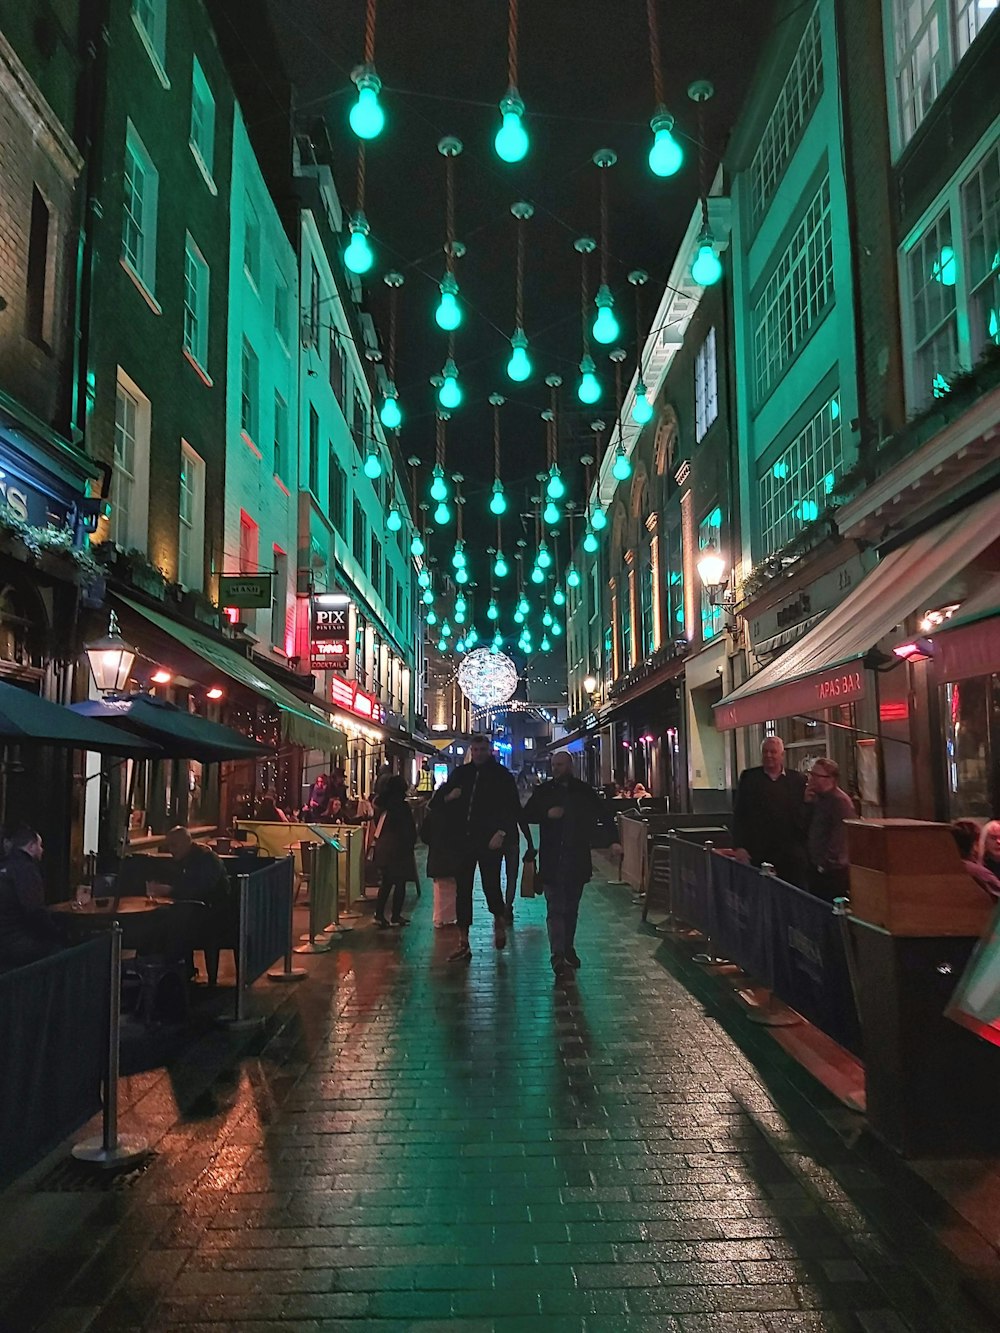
[[732, 736, 809, 888], [0, 827, 62, 967], [442, 734, 527, 961], [523, 751, 617, 978]]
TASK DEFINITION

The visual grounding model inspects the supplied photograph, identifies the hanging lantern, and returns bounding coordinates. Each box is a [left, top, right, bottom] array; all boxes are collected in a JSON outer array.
[[434, 501, 451, 525], [583, 526, 599, 554], [648, 110, 683, 176], [612, 444, 632, 482], [487, 598, 499, 621], [495, 88, 528, 162], [410, 532, 425, 557], [553, 585, 566, 607], [430, 465, 448, 503], [344, 214, 375, 275], [543, 500, 560, 526], [545, 466, 565, 500], [591, 505, 608, 531]]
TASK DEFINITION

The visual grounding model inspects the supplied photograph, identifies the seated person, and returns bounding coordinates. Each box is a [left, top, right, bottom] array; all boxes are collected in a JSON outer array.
[[0, 827, 63, 967], [155, 827, 233, 984], [978, 820, 1000, 881], [257, 789, 288, 823], [953, 820, 1000, 900], [321, 795, 345, 822]]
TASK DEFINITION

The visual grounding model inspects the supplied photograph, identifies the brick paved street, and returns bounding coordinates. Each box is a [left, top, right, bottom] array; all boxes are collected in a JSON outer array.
[[2, 860, 1000, 1332]]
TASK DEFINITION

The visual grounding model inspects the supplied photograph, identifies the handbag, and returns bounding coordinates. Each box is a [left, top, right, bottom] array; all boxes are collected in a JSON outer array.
[[364, 812, 387, 886], [520, 852, 536, 898]]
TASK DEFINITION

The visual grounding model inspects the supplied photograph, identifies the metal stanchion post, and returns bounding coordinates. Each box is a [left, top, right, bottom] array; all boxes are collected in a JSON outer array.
[[73, 926, 148, 1169], [322, 838, 352, 935], [269, 857, 307, 980], [692, 840, 731, 967], [656, 830, 684, 936], [833, 895, 863, 1019]]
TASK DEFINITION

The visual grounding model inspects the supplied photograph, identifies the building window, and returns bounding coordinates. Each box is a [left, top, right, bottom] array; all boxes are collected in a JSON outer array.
[[306, 260, 320, 347], [750, 5, 823, 226], [353, 498, 367, 569], [111, 372, 150, 552], [329, 329, 345, 403], [900, 132, 1000, 409], [396, 580, 405, 632], [639, 557, 654, 657], [307, 407, 320, 495], [752, 175, 834, 404], [888, 0, 993, 151], [240, 338, 259, 441], [178, 443, 205, 590], [132, 0, 167, 76], [954, 0, 994, 60], [352, 387, 365, 455], [239, 510, 259, 629], [694, 328, 719, 443], [273, 391, 288, 481], [271, 547, 288, 650], [665, 525, 684, 636], [371, 532, 382, 595], [329, 455, 346, 533], [618, 568, 632, 672], [698, 508, 723, 642], [244, 198, 260, 288], [183, 235, 209, 371], [25, 186, 52, 349], [274, 275, 290, 349], [758, 396, 843, 556], [122, 122, 158, 294], [189, 57, 215, 181]]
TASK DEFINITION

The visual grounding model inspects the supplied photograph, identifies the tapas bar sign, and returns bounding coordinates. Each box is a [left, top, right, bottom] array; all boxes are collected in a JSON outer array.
[[311, 593, 351, 672], [328, 673, 385, 725], [714, 660, 867, 731]]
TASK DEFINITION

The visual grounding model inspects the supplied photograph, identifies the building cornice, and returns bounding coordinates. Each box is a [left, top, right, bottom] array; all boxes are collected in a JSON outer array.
[[0, 32, 83, 179]]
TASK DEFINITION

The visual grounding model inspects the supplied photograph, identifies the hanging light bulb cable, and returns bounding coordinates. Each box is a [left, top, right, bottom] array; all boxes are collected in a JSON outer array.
[[629, 269, 654, 425], [435, 137, 464, 331], [408, 457, 425, 556], [380, 272, 404, 429], [689, 81, 723, 287], [431, 414, 451, 523], [495, 0, 529, 162], [592, 150, 620, 346], [611, 350, 633, 482], [489, 394, 507, 515], [363, 400, 382, 478], [646, 0, 683, 177], [349, 0, 385, 140], [544, 374, 565, 511], [575, 237, 600, 405], [507, 202, 533, 381], [344, 143, 375, 275]]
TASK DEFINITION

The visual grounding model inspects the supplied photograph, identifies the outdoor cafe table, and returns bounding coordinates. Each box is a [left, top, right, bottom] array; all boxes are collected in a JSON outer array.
[[49, 896, 177, 951]]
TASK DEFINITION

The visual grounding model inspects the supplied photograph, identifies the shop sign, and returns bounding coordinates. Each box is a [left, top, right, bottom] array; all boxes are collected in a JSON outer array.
[[0, 443, 77, 530], [328, 674, 385, 725], [220, 572, 273, 608], [749, 553, 867, 654], [311, 594, 351, 671], [715, 660, 867, 731]]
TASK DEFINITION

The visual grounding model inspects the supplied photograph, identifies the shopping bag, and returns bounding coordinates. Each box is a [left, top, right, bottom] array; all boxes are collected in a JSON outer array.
[[520, 854, 536, 898]]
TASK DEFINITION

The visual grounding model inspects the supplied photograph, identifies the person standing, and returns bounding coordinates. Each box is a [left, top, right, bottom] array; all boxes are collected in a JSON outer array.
[[420, 786, 461, 927], [805, 758, 857, 900], [371, 776, 418, 928], [523, 751, 616, 979], [732, 737, 809, 887], [442, 735, 525, 961]]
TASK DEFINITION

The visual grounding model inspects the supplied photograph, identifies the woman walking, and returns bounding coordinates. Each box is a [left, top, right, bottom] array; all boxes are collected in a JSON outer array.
[[371, 776, 417, 928], [420, 786, 462, 927]]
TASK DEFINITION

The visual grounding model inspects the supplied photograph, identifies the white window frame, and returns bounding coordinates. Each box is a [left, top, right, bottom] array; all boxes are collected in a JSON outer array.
[[189, 57, 216, 188], [240, 337, 259, 442], [694, 327, 719, 443], [122, 122, 158, 297], [899, 121, 1000, 411], [273, 390, 288, 481], [758, 396, 843, 557], [182, 234, 210, 373], [244, 198, 261, 289], [884, 0, 996, 158], [271, 546, 289, 650], [274, 274, 291, 350], [111, 369, 151, 552], [131, 0, 168, 86], [178, 442, 205, 591], [750, 5, 823, 227]]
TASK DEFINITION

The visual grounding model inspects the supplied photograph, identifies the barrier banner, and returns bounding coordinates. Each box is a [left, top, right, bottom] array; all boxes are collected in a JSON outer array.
[[0, 936, 111, 1185], [241, 857, 294, 986], [670, 837, 715, 938], [710, 855, 772, 985], [767, 878, 861, 1055]]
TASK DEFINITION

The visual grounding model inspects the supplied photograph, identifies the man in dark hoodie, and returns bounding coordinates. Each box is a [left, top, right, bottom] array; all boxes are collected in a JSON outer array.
[[442, 735, 528, 961]]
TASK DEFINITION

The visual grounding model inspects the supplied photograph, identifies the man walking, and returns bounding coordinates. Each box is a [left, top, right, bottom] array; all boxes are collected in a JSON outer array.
[[805, 758, 856, 900], [442, 735, 527, 961], [523, 751, 613, 979], [732, 736, 809, 887]]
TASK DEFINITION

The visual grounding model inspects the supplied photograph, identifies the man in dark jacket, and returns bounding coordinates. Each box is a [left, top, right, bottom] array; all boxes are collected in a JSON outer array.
[[161, 827, 232, 984], [805, 758, 857, 900], [523, 751, 614, 977], [732, 737, 809, 888], [442, 734, 526, 960], [0, 827, 63, 967]]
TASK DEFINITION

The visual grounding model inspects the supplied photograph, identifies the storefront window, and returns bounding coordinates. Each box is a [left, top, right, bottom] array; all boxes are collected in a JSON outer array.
[[943, 677, 998, 817]]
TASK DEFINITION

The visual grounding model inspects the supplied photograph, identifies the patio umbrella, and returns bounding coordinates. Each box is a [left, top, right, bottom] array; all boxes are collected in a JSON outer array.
[[70, 694, 272, 762], [0, 681, 160, 756]]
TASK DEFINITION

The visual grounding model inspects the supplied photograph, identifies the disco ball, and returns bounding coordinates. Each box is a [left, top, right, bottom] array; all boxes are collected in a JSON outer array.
[[457, 647, 518, 707]]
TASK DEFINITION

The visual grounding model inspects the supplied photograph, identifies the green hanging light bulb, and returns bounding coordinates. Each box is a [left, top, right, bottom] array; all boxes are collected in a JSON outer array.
[[566, 563, 581, 589], [506, 328, 531, 382], [583, 527, 599, 554], [434, 501, 451, 525], [578, 354, 601, 405], [494, 550, 509, 578], [537, 541, 552, 569], [455, 566, 469, 584], [530, 565, 544, 585], [452, 540, 466, 570], [487, 598, 499, 621], [495, 88, 528, 162], [690, 232, 723, 287], [422, 588, 435, 606], [380, 385, 402, 430], [426, 609, 437, 626], [492, 631, 503, 649], [410, 532, 425, 557], [517, 594, 529, 615], [454, 607, 466, 625], [349, 68, 385, 140], [438, 358, 462, 410], [418, 568, 431, 589], [592, 284, 620, 345], [631, 380, 654, 424], [551, 620, 562, 637], [591, 505, 608, 531], [513, 608, 525, 624], [437, 637, 447, 652], [612, 444, 632, 482], [546, 466, 566, 500], [455, 592, 467, 612], [490, 480, 507, 516], [435, 272, 462, 331], [441, 619, 451, 638], [543, 499, 560, 526], [466, 626, 478, 645], [344, 212, 375, 275], [648, 109, 683, 177], [455, 637, 466, 653], [542, 607, 553, 627], [553, 585, 566, 607], [541, 634, 551, 652], [387, 504, 402, 532], [363, 445, 382, 479], [430, 465, 448, 503]]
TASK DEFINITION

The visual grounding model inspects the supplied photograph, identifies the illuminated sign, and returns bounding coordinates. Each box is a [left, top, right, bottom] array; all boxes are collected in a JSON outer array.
[[311, 593, 351, 671], [220, 573, 272, 608], [327, 674, 385, 725]]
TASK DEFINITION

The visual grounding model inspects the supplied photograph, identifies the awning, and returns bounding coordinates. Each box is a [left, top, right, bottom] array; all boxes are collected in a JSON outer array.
[[71, 695, 273, 762], [715, 493, 1000, 731], [601, 656, 685, 726], [926, 575, 1000, 685], [0, 681, 160, 756], [117, 596, 348, 755], [385, 730, 438, 758]]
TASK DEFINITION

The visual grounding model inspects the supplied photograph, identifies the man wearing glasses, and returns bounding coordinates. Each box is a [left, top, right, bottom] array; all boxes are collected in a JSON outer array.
[[805, 759, 856, 901]]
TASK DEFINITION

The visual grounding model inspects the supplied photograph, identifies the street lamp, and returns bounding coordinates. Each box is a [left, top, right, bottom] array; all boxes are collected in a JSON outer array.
[[696, 543, 727, 597], [583, 674, 598, 695], [84, 612, 136, 695]]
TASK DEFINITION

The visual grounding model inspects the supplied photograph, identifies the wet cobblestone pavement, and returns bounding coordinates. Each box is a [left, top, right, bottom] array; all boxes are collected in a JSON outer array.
[[3, 861, 1000, 1332]]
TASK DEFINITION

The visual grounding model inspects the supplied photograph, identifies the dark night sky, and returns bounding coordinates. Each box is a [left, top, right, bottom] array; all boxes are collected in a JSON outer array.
[[266, 0, 773, 659]]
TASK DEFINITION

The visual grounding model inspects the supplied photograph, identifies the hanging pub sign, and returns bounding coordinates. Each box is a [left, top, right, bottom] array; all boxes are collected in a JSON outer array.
[[311, 593, 351, 672], [220, 572, 273, 609]]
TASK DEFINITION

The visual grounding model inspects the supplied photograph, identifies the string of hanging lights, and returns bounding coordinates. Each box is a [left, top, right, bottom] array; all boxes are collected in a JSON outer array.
[[362, 401, 383, 478], [507, 202, 534, 381], [435, 137, 464, 331], [688, 81, 724, 287], [488, 394, 507, 515], [349, 0, 385, 140], [380, 271, 404, 429], [610, 347, 633, 481], [628, 269, 654, 425], [495, 0, 529, 163], [575, 236, 601, 405], [430, 413, 451, 523], [592, 149, 621, 346], [344, 143, 375, 275], [645, 0, 683, 177]]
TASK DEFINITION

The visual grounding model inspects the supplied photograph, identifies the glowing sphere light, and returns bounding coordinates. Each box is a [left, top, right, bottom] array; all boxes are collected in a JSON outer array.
[[457, 647, 519, 707]]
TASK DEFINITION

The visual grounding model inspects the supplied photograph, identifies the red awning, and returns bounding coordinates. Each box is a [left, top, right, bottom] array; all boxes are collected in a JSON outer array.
[[715, 493, 1000, 731], [927, 576, 1000, 685]]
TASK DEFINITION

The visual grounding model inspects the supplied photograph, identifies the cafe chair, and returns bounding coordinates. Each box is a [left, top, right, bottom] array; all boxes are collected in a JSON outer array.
[[291, 840, 317, 904], [122, 954, 190, 1026]]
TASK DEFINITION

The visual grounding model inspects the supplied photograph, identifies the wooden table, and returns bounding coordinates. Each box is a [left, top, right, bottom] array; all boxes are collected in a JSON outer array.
[[50, 896, 176, 950]]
